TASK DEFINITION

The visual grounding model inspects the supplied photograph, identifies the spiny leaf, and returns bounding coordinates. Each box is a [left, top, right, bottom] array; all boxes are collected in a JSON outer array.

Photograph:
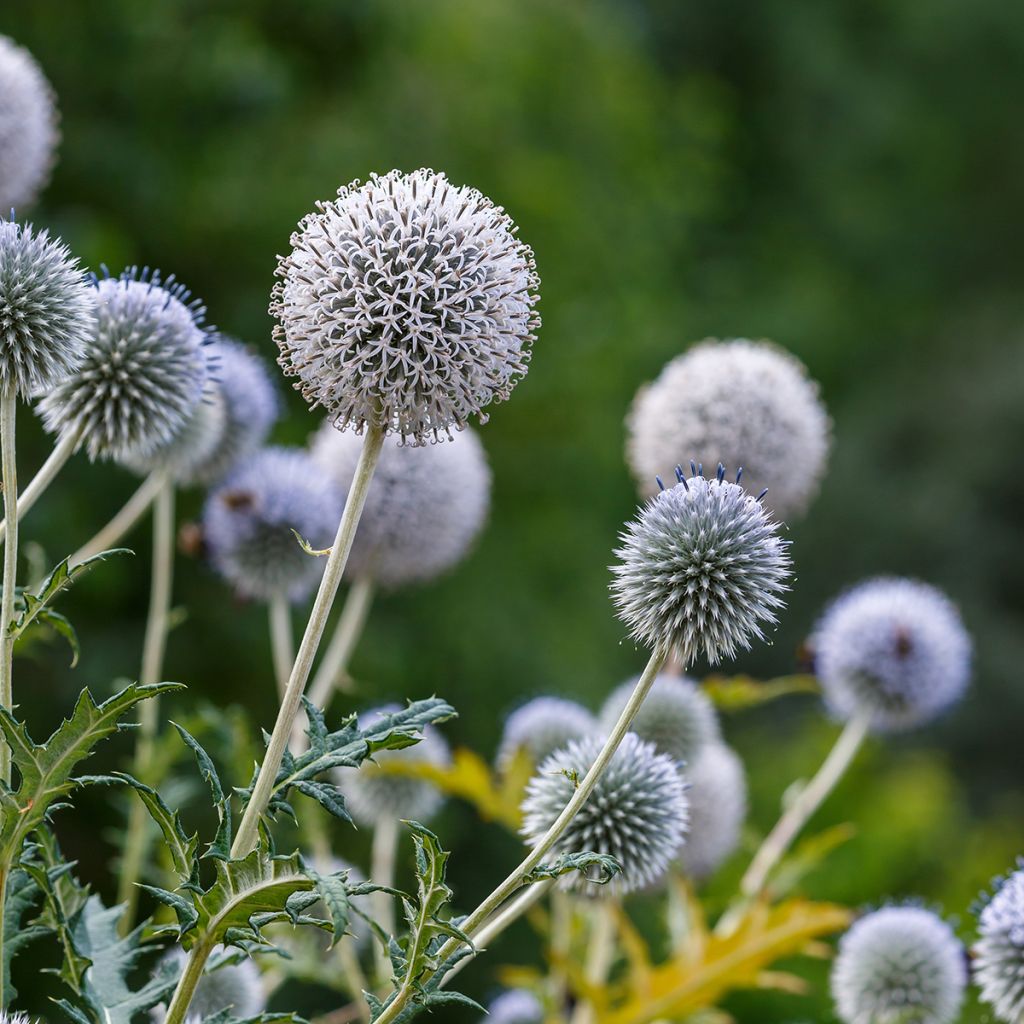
[[172, 722, 232, 859], [0, 866, 47, 1005], [522, 852, 621, 886]]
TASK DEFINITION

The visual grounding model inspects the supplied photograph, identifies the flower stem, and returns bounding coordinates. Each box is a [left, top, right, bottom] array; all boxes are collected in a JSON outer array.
[[268, 593, 294, 701], [309, 574, 374, 706], [231, 422, 386, 859], [371, 815, 400, 983], [70, 469, 164, 566], [0, 426, 80, 544], [163, 939, 214, 1024], [0, 389, 17, 788], [570, 899, 617, 1024]]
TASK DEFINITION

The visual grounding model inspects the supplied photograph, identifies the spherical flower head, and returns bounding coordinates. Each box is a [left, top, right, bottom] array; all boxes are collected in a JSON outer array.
[[272, 168, 540, 443], [973, 866, 1024, 1022], [610, 466, 791, 665], [203, 446, 343, 602], [598, 673, 719, 767], [496, 697, 596, 772], [37, 268, 211, 460], [155, 947, 265, 1020], [0, 218, 94, 398], [813, 577, 971, 732], [831, 906, 966, 1024], [483, 989, 544, 1024], [520, 732, 688, 895], [677, 743, 747, 880], [335, 703, 451, 828], [626, 339, 830, 521], [310, 420, 491, 588], [0, 36, 59, 212], [0, 1013, 32, 1024]]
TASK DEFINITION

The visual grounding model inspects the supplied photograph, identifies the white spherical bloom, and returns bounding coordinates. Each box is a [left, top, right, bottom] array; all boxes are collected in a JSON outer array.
[[272, 169, 540, 444], [677, 743, 747, 880], [483, 989, 544, 1024], [974, 866, 1024, 1022], [813, 578, 971, 732], [831, 907, 966, 1024], [0, 36, 59, 212], [0, 1013, 32, 1024], [496, 697, 596, 771], [626, 339, 830, 520], [310, 420, 491, 588], [154, 947, 265, 1021]]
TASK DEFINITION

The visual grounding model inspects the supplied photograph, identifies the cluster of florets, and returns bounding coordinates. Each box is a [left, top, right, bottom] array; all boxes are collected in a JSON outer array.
[[973, 865, 1024, 1022], [482, 989, 545, 1024], [678, 742, 747, 879], [496, 696, 596, 771]]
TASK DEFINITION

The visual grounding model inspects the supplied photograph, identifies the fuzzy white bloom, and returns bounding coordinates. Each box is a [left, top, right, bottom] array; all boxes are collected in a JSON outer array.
[[677, 743, 747, 880], [310, 420, 490, 588], [521, 732, 688, 895], [0, 36, 59, 212], [154, 947, 265, 1021], [611, 467, 791, 665], [974, 866, 1024, 1022], [626, 339, 830, 520], [813, 577, 971, 732], [831, 907, 966, 1024], [483, 989, 545, 1024], [496, 697, 596, 771], [272, 169, 540, 444], [0, 1013, 32, 1024]]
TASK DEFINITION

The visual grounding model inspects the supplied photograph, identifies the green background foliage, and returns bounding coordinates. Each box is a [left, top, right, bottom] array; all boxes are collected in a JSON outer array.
[[3, 1, 1023, 1020]]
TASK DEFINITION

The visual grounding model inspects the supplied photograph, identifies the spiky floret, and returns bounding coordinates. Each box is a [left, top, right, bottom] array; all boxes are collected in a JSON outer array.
[[598, 673, 719, 767], [831, 906, 966, 1024], [973, 865, 1024, 1022], [610, 466, 791, 665], [155, 947, 265, 1020], [813, 577, 971, 732], [335, 703, 451, 827], [310, 420, 490, 588], [625, 339, 830, 520], [203, 446, 343, 602], [677, 743, 747, 880], [37, 268, 211, 459], [272, 168, 541, 444], [0, 218, 94, 398], [484, 989, 545, 1024], [0, 35, 59, 212], [520, 732, 688, 895], [0, 1013, 32, 1024], [496, 697, 596, 771]]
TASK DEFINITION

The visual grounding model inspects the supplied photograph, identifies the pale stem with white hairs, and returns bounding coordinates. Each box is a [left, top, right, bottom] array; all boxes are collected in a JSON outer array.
[[0, 388, 18, 786], [0, 426, 81, 544]]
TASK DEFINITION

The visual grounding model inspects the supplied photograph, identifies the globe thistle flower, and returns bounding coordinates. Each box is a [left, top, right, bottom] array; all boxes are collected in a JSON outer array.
[[310, 420, 490, 588], [973, 865, 1024, 1022], [37, 268, 211, 460], [626, 339, 830, 520], [598, 673, 719, 767], [610, 465, 791, 665], [831, 906, 966, 1024], [520, 732, 688, 895], [0, 1014, 32, 1024], [496, 697, 596, 771], [154, 947, 265, 1020], [272, 168, 540, 443], [0, 218, 94, 398], [203, 446, 343, 602], [677, 743, 747, 880], [813, 578, 972, 732], [0, 36, 59, 212], [483, 989, 544, 1024], [335, 703, 451, 828]]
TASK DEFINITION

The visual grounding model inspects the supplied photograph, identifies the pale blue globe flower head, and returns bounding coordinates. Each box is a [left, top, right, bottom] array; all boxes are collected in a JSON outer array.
[[813, 577, 972, 732], [611, 464, 792, 666], [831, 906, 966, 1024], [599, 673, 719, 768], [483, 989, 544, 1024], [335, 703, 452, 828], [310, 420, 491, 588], [626, 338, 830, 521], [0, 35, 59, 212], [496, 696, 597, 772], [973, 864, 1024, 1022], [38, 267, 212, 461], [0, 217, 94, 399], [272, 168, 540, 444], [153, 946, 265, 1021], [677, 743, 747, 880], [520, 732, 688, 895], [203, 446, 343, 603]]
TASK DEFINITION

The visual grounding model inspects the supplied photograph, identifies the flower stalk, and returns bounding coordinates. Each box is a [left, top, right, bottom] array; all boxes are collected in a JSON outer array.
[[0, 388, 18, 786], [268, 593, 294, 701], [0, 425, 80, 544]]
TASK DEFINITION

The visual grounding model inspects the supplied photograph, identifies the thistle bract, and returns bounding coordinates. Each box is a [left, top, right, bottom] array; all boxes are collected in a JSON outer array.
[[496, 696, 596, 771], [974, 866, 1024, 1022], [677, 743, 747, 880], [483, 989, 545, 1024], [272, 168, 540, 443]]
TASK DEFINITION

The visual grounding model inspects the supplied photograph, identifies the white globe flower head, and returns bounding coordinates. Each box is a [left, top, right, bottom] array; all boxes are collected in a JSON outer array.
[[611, 465, 792, 666], [813, 577, 972, 732], [153, 947, 265, 1021], [626, 339, 830, 521], [0, 36, 59, 212], [973, 865, 1024, 1023], [0, 1013, 32, 1024], [598, 673, 719, 767], [310, 420, 491, 588], [496, 697, 597, 771], [483, 989, 545, 1024], [520, 732, 688, 895], [677, 743, 747, 880], [272, 168, 540, 444], [831, 906, 966, 1024]]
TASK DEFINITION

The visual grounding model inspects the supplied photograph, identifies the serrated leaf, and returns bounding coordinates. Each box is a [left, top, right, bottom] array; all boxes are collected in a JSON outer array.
[[522, 852, 620, 886], [0, 866, 47, 1004], [33, 608, 81, 667], [172, 722, 232, 860]]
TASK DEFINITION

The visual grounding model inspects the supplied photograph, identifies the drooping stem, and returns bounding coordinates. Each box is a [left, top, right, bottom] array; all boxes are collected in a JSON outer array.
[[163, 939, 215, 1024], [0, 426, 80, 545], [0, 389, 18, 787], [268, 593, 294, 701], [231, 422, 385, 859], [371, 815, 400, 982], [570, 899, 618, 1024], [308, 574, 374, 706], [70, 470, 164, 566], [739, 710, 871, 899], [117, 479, 175, 926]]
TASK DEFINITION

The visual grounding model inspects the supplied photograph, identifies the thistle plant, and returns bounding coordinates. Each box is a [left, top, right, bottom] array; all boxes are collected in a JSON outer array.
[[973, 864, 1024, 1022]]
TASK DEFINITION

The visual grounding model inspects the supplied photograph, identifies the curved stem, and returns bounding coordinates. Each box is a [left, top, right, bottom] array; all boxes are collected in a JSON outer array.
[[70, 470, 163, 566], [231, 422, 385, 859], [0, 426, 79, 544], [570, 899, 617, 1024], [268, 593, 294, 701], [309, 575, 374, 706], [371, 815, 400, 983], [0, 389, 18, 787], [739, 710, 871, 899]]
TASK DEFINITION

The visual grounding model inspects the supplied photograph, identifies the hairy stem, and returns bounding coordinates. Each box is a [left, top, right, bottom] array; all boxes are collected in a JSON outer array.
[[0, 389, 17, 787], [268, 593, 294, 701], [163, 939, 214, 1024], [231, 422, 385, 859], [70, 470, 164, 566], [371, 815, 400, 983], [0, 426, 80, 544]]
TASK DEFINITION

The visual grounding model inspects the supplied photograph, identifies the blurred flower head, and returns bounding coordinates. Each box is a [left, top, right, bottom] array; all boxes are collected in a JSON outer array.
[[496, 696, 596, 771], [677, 743, 747, 880], [973, 865, 1024, 1023], [483, 989, 544, 1024]]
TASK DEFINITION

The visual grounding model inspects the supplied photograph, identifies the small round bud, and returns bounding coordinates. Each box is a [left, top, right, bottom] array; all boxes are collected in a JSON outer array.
[[272, 169, 540, 443], [482, 990, 544, 1024], [677, 743, 747, 880], [813, 578, 971, 732], [155, 947, 265, 1020], [973, 866, 1024, 1022], [496, 697, 596, 771]]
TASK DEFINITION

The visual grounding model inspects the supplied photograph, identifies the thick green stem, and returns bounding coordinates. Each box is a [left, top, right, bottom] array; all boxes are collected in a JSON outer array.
[[70, 469, 163, 566], [0, 426, 80, 544], [268, 593, 294, 701], [0, 389, 18, 787], [231, 422, 385, 859], [163, 939, 214, 1024]]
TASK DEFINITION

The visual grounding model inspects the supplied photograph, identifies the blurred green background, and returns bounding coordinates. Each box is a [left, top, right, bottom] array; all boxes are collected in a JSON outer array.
[[3, 1, 1024, 1021]]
